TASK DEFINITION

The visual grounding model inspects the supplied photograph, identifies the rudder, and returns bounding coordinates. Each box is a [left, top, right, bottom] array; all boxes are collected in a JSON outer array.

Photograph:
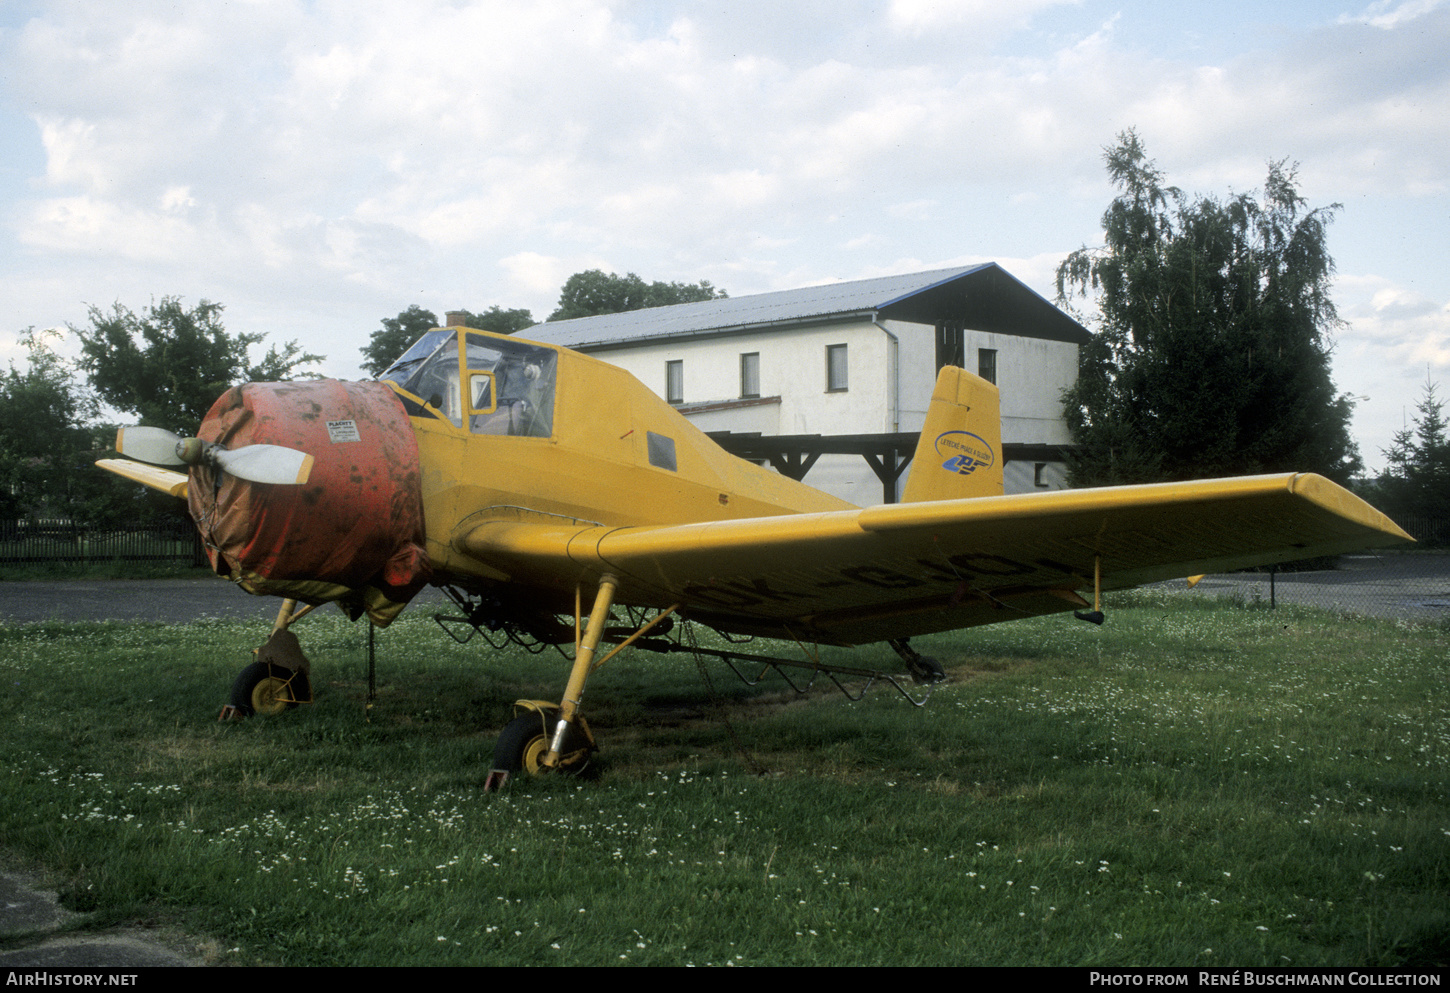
[[901, 366, 1003, 502]]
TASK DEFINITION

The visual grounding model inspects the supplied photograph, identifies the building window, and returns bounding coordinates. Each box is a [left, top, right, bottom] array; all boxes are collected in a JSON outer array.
[[740, 352, 760, 399], [936, 322, 964, 371], [826, 344, 848, 392], [1034, 462, 1049, 488], [977, 348, 997, 385], [666, 360, 683, 404]]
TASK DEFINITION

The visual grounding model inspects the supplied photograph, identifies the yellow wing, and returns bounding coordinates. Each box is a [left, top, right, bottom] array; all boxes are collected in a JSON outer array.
[[96, 458, 189, 498], [459, 472, 1411, 645]]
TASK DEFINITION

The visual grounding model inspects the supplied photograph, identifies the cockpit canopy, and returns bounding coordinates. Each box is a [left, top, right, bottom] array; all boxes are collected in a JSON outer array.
[[379, 329, 558, 438]]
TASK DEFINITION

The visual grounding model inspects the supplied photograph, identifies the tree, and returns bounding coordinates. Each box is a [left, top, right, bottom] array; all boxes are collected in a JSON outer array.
[[73, 297, 322, 433], [1365, 377, 1450, 541], [360, 305, 438, 378], [0, 330, 104, 522], [1056, 130, 1361, 486], [459, 305, 535, 336], [548, 270, 726, 321], [359, 305, 536, 378]]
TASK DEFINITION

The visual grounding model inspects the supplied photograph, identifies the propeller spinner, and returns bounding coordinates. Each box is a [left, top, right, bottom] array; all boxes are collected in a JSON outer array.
[[116, 426, 314, 486]]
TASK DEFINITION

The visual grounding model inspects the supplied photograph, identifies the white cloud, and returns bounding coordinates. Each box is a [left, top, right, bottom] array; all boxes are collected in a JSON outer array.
[[1339, 0, 1447, 29], [497, 251, 603, 316], [887, 0, 1081, 37], [20, 195, 201, 263], [1, 0, 1449, 445], [1329, 272, 1450, 469]]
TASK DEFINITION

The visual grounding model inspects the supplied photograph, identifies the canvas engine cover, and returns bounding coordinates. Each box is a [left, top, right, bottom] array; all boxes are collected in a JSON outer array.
[[187, 380, 430, 625]]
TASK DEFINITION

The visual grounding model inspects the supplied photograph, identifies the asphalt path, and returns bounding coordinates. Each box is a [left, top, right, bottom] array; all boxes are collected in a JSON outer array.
[[0, 554, 1445, 627], [0, 576, 450, 625], [1175, 552, 1450, 622]]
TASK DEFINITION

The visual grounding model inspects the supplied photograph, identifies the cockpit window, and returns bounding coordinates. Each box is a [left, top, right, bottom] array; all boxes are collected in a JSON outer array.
[[379, 329, 557, 437], [463, 333, 557, 437]]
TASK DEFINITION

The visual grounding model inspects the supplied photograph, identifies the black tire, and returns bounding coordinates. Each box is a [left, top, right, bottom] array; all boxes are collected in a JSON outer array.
[[491, 713, 592, 776], [228, 661, 310, 718]]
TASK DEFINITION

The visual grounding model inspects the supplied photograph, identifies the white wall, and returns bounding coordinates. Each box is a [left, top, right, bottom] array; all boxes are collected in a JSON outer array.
[[965, 330, 1077, 446], [1004, 459, 1068, 493], [587, 320, 896, 436]]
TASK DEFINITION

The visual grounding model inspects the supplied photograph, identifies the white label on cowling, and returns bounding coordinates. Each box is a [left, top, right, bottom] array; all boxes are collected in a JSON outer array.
[[327, 419, 361, 443]]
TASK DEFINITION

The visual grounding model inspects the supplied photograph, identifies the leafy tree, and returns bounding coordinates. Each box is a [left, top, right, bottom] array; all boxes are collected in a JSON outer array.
[[459, 305, 535, 336], [360, 305, 438, 378], [1363, 378, 1450, 542], [1056, 130, 1361, 486], [73, 297, 322, 433], [548, 270, 726, 321], [360, 305, 537, 378], [0, 330, 106, 522]]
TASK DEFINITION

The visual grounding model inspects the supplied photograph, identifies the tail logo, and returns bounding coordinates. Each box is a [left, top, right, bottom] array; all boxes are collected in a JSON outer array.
[[935, 431, 996, 476]]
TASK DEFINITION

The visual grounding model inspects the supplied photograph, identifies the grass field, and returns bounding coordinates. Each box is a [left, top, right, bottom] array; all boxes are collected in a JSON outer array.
[[0, 591, 1446, 967], [0, 560, 203, 581]]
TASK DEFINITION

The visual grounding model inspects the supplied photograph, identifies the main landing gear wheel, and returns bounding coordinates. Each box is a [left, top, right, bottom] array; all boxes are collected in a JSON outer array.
[[228, 661, 310, 718], [489, 713, 594, 784]]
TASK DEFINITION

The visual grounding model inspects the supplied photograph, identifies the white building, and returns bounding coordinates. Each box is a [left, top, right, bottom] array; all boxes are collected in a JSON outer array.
[[520, 263, 1090, 505]]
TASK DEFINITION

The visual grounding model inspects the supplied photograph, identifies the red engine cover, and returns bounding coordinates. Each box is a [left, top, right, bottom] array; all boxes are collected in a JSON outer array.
[[187, 379, 430, 624]]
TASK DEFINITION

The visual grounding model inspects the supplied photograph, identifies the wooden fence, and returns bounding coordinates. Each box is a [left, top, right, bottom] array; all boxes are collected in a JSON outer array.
[[1391, 514, 1448, 546], [0, 519, 205, 566]]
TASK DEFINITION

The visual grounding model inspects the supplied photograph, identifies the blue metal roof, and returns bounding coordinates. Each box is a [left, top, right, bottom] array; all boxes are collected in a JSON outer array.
[[521, 263, 1090, 350]]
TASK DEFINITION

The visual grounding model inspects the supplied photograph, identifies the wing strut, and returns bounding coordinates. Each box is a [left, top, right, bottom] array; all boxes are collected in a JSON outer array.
[[1074, 555, 1106, 626]]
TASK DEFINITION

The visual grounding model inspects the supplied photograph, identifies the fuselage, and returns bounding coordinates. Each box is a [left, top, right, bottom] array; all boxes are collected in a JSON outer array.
[[377, 326, 852, 591]]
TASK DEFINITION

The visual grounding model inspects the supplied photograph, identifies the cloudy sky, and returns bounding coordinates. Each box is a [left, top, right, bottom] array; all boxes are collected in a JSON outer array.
[[1, 0, 1446, 471]]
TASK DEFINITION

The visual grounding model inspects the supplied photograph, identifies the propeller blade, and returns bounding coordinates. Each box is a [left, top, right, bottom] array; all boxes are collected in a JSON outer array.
[[213, 445, 315, 486], [120, 427, 314, 485], [115, 426, 186, 466]]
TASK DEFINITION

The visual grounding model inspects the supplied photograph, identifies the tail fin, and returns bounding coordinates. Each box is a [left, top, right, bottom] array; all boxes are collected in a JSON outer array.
[[901, 366, 1003, 503]]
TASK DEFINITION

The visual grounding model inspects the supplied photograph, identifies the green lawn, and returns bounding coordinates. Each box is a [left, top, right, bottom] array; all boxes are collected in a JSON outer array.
[[0, 591, 1445, 966]]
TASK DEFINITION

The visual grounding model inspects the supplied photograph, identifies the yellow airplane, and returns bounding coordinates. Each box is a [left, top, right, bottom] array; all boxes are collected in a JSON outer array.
[[98, 323, 1412, 786]]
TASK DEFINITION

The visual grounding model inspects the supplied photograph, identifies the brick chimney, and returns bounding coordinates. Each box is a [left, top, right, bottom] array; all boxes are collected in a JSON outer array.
[[444, 310, 469, 327]]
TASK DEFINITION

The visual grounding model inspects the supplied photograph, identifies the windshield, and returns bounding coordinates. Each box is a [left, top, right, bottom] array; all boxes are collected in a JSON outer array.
[[377, 329, 454, 390]]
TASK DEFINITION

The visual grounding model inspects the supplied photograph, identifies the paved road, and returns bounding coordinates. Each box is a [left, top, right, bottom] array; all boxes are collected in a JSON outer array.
[[0, 866, 203, 967], [1, 555, 1446, 627], [1177, 552, 1450, 621], [0, 577, 449, 625]]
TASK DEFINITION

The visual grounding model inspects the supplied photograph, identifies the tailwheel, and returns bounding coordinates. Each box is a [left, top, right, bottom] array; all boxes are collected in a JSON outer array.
[[487, 709, 595, 788], [228, 661, 310, 718]]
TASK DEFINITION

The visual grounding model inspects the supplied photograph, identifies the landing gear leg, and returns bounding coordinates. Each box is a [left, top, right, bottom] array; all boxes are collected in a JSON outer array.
[[219, 598, 317, 720], [484, 575, 618, 790], [546, 574, 617, 768]]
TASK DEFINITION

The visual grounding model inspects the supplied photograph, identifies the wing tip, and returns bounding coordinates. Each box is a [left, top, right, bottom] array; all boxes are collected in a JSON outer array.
[[1288, 472, 1415, 544]]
